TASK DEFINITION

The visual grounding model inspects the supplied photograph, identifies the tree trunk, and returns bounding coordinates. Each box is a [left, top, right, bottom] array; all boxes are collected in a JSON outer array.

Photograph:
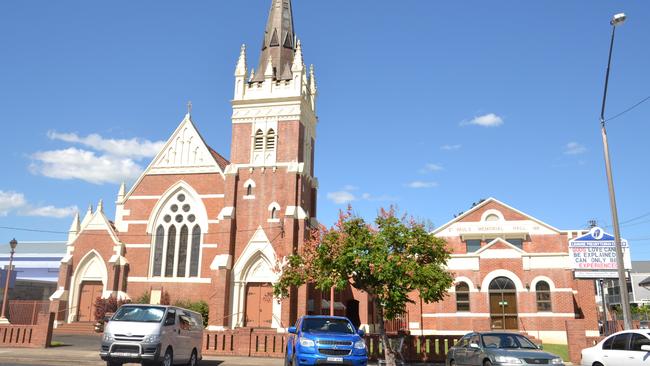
[[375, 301, 397, 366]]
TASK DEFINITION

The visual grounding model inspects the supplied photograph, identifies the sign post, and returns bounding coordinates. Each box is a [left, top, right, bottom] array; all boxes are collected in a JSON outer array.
[[570, 227, 631, 334]]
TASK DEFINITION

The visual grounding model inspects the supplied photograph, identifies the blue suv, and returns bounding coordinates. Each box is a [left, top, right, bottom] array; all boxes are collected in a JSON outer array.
[[286, 316, 368, 366]]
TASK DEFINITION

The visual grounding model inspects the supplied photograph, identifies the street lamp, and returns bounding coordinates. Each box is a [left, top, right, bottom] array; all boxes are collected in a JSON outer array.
[[599, 12, 631, 330], [0, 239, 18, 324]]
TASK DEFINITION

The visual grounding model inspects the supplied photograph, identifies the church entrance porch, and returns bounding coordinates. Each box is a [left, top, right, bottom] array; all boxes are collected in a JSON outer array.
[[77, 281, 102, 322], [245, 282, 274, 328]]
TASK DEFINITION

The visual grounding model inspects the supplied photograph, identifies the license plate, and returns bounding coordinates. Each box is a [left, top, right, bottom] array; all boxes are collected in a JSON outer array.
[[326, 357, 344, 363], [111, 352, 138, 358]]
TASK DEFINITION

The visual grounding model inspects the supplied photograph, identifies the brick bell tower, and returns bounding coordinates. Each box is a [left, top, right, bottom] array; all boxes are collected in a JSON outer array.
[[222, 0, 318, 329]]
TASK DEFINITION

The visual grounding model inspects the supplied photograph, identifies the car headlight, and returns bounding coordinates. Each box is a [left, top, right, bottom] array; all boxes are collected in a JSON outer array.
[[494, 355, 522, 364], [354, 340, 366, 349], [143, 334, 161, 343], [299, 338, 315, 347], [102, 333, 114, 342], [550, 358, 563, 365]]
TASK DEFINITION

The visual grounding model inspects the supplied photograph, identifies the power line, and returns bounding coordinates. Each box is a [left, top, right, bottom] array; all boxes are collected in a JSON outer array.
[[0, 223, 286, 238], [620, 212, 650, 226], [606, 95, 650, 122]]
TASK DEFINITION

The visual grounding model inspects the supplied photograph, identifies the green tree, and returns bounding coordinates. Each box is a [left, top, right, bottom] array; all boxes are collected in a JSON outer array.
[[274, 207, 454, 366]]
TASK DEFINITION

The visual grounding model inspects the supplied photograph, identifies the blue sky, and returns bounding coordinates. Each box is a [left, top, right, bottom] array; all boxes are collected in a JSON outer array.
[[1, 1, 649, 257]]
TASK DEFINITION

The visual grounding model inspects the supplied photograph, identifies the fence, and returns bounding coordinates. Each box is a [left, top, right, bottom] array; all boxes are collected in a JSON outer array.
[[8, 301, 50, 325], [365, 334, 460, 363], [0, 312, 54, 348], [203, 329, 458, 362]]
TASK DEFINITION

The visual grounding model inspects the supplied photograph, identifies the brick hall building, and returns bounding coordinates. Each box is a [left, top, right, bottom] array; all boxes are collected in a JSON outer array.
[[395, 198, 600, 344], [51, 0, 318, 330]]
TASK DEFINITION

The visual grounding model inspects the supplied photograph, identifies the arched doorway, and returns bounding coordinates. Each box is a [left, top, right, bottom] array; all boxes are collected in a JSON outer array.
[[489, 277, 518, 330]]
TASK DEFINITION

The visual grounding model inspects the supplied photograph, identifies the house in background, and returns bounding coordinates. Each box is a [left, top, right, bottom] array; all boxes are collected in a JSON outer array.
[[0, 241, 66, 302]]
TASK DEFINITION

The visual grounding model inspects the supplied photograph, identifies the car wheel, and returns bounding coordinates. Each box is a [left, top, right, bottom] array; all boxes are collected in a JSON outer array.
[[484, 360, 492, 366], [162, 348, 173, 366], [284, 349, 292, 366], [187, 349, 198, 366], [449, 361, 455, 366], [107, 362, 122, 366], [593, 363, 604, 366]]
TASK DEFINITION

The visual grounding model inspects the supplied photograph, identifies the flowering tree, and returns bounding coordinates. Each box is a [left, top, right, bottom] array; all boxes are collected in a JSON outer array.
[[274, 207, 453, 366]]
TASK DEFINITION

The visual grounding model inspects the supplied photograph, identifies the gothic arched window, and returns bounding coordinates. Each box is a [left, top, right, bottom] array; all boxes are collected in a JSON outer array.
[[266, 129, 276, 150], [254, 129, 264, 151], [271, 207, 278, 219], [151, 191, 204, 278]]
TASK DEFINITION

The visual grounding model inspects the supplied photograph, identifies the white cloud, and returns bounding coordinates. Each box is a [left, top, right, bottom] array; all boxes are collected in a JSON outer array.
[[419, 163, 444, 174], [0, 190, 77, 218], [406, 181, 439, 189], [461, 113, 504, 127], [564, 142, 587, 155], [47, 131, 165, 160], [30, 147, 143, 185], [327, 191, 356, 204], [327, 186, 398, 204], [441, 144, 462, 151], [0, 191, 27, 216], [21, 205, 78, 219]]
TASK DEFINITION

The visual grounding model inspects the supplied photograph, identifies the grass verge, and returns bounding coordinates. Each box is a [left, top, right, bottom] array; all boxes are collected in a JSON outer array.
[[542, 344, 569, 361]]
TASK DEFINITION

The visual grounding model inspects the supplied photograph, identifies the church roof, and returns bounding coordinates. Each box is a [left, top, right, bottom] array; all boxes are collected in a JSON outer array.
[[208, 146, 230, 171], [252, 0, 296, 82]]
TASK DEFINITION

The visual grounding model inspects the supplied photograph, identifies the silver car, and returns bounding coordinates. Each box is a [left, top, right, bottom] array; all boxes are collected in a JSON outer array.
[[446, 332, 564, 366], [100, 304, 203, 366]]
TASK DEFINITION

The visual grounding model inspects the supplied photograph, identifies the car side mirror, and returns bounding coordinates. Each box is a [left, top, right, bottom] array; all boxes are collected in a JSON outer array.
[[642, 345, 650, 352], [537, 344, 544, 350], [469, 343, 480, 349], [357, 329, 365, 337], [288, 326, 297, 334]]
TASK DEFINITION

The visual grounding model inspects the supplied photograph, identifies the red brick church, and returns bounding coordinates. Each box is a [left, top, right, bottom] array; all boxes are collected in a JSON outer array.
[[51, 0, 599, 345], [51, 0, 317, 331]]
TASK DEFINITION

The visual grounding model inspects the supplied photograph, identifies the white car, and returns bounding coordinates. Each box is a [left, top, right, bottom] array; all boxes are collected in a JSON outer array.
[[581, 330, 650, 366]]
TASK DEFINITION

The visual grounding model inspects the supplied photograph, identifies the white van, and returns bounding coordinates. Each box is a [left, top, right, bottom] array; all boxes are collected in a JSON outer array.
[[100, 304, 203, 366]]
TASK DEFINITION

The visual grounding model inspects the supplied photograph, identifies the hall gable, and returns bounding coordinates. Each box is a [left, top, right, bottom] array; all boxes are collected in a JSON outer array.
[[433, 197, 561, 238]]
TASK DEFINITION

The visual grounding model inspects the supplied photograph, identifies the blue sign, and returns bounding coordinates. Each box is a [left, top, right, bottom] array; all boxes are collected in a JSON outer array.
[[569, 227, 631, 274], [0, 269, 17, 289]]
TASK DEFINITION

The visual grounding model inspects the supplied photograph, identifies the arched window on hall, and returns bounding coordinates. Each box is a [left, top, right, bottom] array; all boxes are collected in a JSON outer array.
[[456, 282, 470, 312], [151, 191, 204, 279], [536, 281, 552, 312], [247, 185, 253, 196], [254, 129, 264, 151], [266, 129, 276, 150]]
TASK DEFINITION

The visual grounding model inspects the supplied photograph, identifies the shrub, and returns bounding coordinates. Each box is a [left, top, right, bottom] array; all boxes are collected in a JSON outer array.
[[94, 296, 130, 321], [133, 290, 151, 304], [174, 299, 209, 327]]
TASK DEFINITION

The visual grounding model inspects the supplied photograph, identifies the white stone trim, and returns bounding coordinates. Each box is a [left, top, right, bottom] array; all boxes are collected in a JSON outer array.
[[128, 193, 225, 200], [518, 313, 575, 318], [202, 244, 219, 249], [480, 269, 526, 293], [422, 313, 490, 318], [449, 277, 478, 293], [122, 220, 149, 225], [267, 218, 281, 223], [530, 276, 556, 291], [243, 195, 256, 200], [67, 250, 108, 323], [481, 209, 505, 222], [210, 254, 232, 270], [230, 227, 281, 329], [127, 277, 212, 284], [125, 244, 151, 249]]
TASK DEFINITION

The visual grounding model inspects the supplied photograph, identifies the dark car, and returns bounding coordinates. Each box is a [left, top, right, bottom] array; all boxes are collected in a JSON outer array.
[[286, 316, 368, 366], [446, 332, 564, 366]]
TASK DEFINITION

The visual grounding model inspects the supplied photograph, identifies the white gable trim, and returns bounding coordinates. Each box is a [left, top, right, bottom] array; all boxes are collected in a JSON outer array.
[[432, 197, 562, 235], [123, 114, 225, 202], [480, 270, 526, 293], [475, 238, 526, 255], [67, 249, 108, 323]]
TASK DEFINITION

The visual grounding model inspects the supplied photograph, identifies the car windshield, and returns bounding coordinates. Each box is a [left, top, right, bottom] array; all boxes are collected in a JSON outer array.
[[481, 333, 538, 349], [112, 306, 166, 323], [301, 318, 355, 334]]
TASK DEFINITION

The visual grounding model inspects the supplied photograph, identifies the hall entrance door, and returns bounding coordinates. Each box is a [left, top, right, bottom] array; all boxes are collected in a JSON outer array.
[[489, 277, 518, 330], [77, 281, 103, 322], [245, 283, 273, 328]]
